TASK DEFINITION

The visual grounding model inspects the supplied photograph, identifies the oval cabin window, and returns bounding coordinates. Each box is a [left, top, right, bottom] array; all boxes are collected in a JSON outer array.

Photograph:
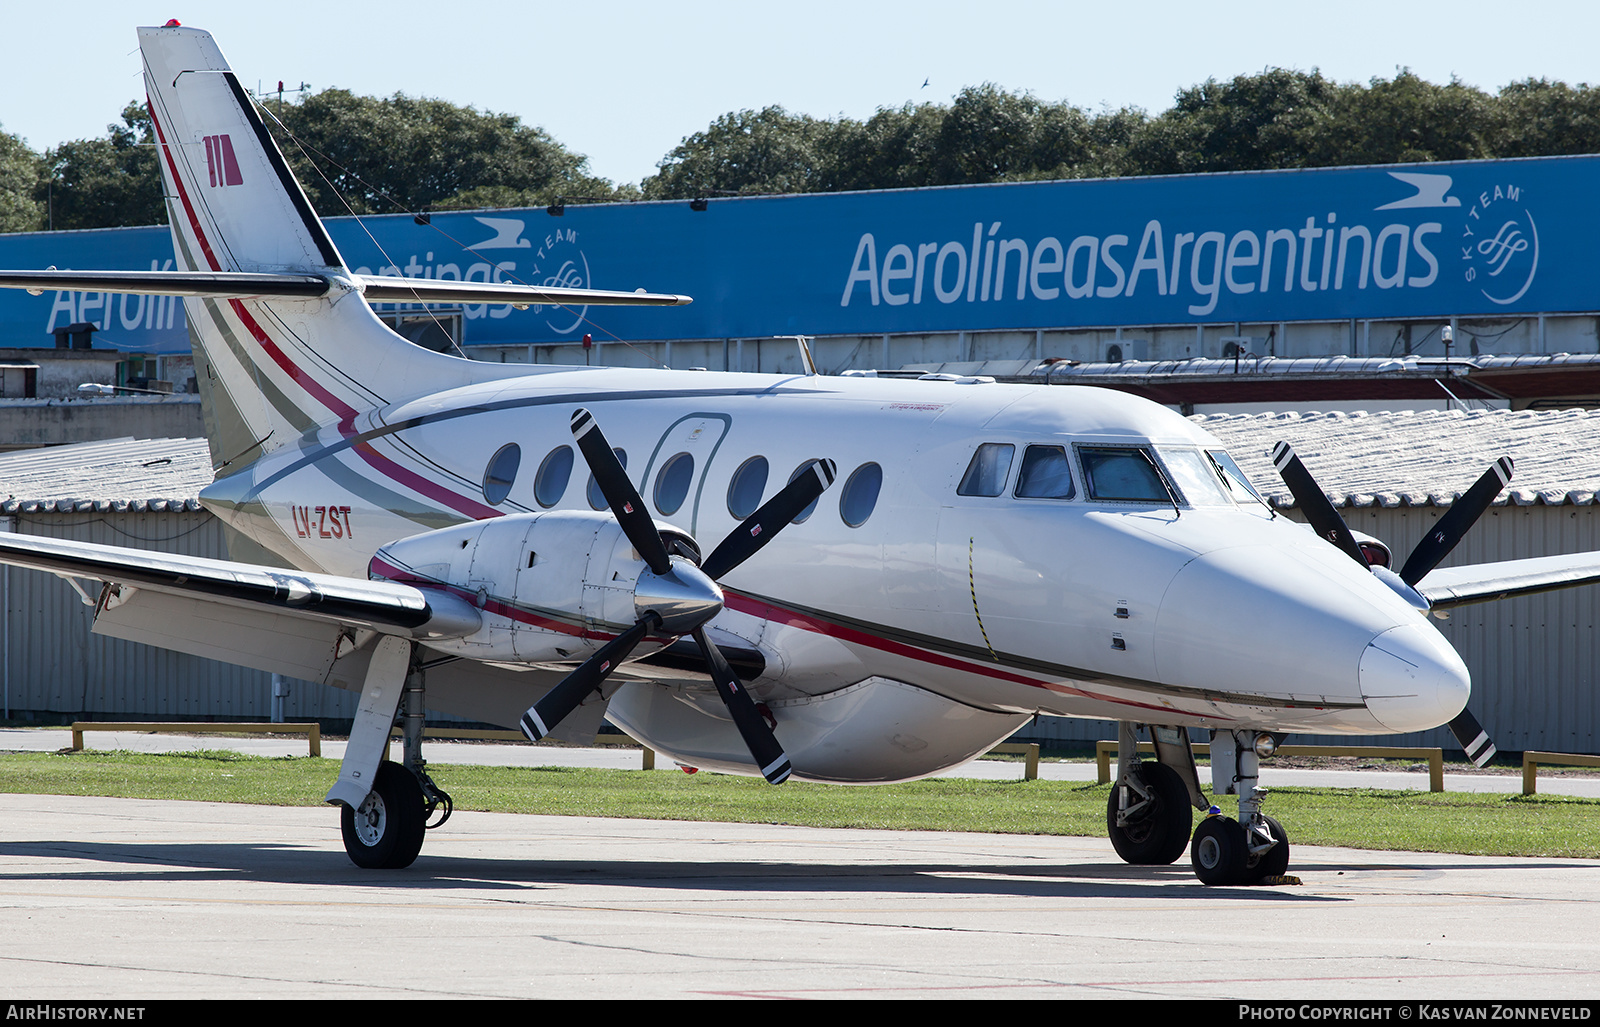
[[654, 452, 695, 516], [727, 456, 769, 519], [533, 446, 574, 508], [482, 443, 521, 505], [839, 462, 883, 527]]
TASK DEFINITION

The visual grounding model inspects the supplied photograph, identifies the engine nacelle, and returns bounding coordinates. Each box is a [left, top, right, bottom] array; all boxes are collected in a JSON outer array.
[[369, 511, 721, 664]]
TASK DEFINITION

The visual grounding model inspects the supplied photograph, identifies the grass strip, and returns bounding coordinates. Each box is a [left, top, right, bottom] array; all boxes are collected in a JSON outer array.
[[1, 749, 1596, 859]]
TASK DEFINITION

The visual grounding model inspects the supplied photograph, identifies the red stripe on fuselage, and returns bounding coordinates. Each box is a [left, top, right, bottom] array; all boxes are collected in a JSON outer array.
[[722, 589, 1227, 720]]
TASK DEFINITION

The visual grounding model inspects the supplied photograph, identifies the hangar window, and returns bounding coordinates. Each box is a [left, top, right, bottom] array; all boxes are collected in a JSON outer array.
[[727, 456, 769, 519], [957, 444, 1014, 497], [1078, 447, 1169, 503], [654, 452, 694, 516], [840, 462, 883, 527], [1014, 445, 1075, 499], [482, 443, 521, 505], [586, 449, 627, 510], [787, 460, 827, 523], [533, 445, 574, 508]]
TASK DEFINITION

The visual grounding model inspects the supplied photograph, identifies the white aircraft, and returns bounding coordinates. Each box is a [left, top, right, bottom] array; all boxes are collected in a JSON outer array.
[[1, 23, 1596, 884]]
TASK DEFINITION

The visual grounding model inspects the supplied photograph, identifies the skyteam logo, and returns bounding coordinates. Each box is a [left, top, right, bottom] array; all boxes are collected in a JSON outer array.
[[468, 217, 591, 335], [1462, 183, 1538, 306]]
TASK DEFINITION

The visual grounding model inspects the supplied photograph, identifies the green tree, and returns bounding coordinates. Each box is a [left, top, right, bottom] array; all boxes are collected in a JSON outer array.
[[1491, 78, 1600, 157], [39, 101, 163, 230], [1124, 68, 1335, 175], [0, 125, 42, 233], [644, 106, 832, 199], [1303, 72, 1495, 166], [264, 89, 620, 216]]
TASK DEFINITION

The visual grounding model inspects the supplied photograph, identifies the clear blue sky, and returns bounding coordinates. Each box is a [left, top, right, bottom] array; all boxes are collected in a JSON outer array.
[[5, 1, 1598, 187]]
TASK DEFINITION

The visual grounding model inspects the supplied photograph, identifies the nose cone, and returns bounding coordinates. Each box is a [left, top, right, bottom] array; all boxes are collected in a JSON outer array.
[[1155, 543, 1418, 704], [1361, 623, 1471, 733]]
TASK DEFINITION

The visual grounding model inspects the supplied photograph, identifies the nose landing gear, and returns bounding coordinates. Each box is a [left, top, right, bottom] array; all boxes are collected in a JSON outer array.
[[1192, 730, 1292, 885]]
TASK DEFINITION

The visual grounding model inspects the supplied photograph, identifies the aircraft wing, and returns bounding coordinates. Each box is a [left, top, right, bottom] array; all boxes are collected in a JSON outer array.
[[0, 532, 617, 741], [1417, 552, 1600, 609], [0, 531, 478, 635]]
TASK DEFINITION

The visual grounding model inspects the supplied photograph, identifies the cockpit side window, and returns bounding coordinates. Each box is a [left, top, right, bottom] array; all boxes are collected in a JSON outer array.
[[1207, 449, 1269, 506], [1078, 446, 1169, 502], [957, 443, 1015, 497], [1014, 445, 1076, 499]]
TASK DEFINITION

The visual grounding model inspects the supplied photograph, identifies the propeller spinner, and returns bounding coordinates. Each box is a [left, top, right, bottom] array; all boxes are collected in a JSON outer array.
[[1272, 441, 1510, 767], [519, 408, 837, 785]]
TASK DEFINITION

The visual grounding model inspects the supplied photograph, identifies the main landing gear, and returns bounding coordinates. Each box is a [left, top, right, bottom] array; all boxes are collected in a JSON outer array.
[[1108, 722, 1291, 885], [327, 637, 452, 869]]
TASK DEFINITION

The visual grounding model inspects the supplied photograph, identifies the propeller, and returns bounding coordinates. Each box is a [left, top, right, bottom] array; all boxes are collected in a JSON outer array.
[[1272, 441, 1511, 767], [519, 409, 835, 785]]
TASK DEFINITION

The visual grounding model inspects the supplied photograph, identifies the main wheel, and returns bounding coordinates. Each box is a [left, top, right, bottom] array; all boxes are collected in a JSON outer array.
[[1106, 762, 1193, 865], [1243, 814, 1290, 883], [1190, 815, 1247, 885], [341, 761, 426, 869]]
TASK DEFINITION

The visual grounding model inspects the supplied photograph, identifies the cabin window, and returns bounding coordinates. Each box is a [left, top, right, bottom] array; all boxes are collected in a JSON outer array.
[[957, 444, 1014, 497], [1159, 448, 1232, 506], [1014, 445, 1076, 499], [654, 452, 694, 516], [727, 456, 769, 519], [787, 460, 826, 523], [482, 443, 521, 505], [1079, 447, 1169, 502], [533, 446, 573, 507], [586, 449, 627, 510], [840, 462, 883, 527]]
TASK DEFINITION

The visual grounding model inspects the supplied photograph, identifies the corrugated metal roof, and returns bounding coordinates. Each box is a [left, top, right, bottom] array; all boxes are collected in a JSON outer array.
[[1197, 408, 1600, 508], [0, 437, 211, 513]]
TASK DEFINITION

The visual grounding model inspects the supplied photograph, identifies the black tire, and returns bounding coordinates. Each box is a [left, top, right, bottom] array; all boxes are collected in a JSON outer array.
[[1243, 814, 1291, 882], [340, 761, 426, 869], [1190, 815, 1247, 885], [1106, 762, 1194, 865]]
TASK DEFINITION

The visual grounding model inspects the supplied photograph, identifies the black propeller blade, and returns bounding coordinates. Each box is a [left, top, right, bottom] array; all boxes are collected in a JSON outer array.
[[571, 408, 671, 576], [1398, 456, 1514, 587], [1448, 707, 1498, 768], [693, 626, 792, 784], [700, 458, 837, 580], [520, 615, 658, 742], [1272, 440, 1510, 769], [1271, 441, 1367, 568], [527, 409, 836, 782]]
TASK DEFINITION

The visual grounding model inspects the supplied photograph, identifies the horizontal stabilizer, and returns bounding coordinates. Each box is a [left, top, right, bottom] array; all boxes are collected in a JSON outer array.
[[1417, 551, 1600, 609], [0, 269, 329, 299], [0, 269, 692, 307], [356, 276, 692, 308]]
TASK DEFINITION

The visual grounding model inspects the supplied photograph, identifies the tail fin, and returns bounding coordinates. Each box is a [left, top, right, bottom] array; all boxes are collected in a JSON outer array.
[[139, 24, 486, 473]]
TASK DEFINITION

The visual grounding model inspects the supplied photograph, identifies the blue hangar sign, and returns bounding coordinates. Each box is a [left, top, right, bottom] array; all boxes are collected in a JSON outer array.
[[0, 153, 1589, 354]]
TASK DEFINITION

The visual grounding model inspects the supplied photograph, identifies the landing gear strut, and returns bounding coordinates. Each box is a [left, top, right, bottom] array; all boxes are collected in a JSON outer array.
[[1192, 729, 1291, 885], [328, 637, 450, 869]]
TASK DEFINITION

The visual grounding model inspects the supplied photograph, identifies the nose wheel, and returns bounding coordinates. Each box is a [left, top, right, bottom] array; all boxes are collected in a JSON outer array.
[[1191, 730, 1294, 885]]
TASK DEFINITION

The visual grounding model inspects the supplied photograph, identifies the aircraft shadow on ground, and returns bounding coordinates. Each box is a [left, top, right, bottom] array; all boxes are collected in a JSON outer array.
[[7, 837, 1540, 901]]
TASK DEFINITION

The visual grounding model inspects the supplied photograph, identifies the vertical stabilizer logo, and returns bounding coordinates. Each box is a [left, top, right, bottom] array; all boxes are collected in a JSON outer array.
[[203, 134, 242, 187]]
